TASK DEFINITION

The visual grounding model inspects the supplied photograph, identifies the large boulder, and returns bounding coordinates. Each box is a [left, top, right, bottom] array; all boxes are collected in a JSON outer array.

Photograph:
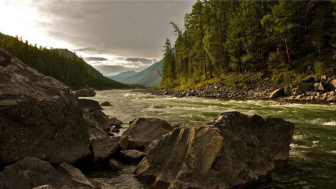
[[122, 118, 174, 150], [57, 162, 95, 188], [120, 150, 146, 163], [79, 99, 113, 135], [326, 79, 336, 91], [293, 82, 313, 95], [135, 112, 295, 189], [0, 48, 90, 167], [90, 137, 119, 162], [269, 88, 284, 99], [78, 99, 102, 112], [0, 157, 63, 189]]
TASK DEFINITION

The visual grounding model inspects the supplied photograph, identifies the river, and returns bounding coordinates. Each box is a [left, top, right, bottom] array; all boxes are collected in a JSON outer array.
[[86, 89, 336, 189]]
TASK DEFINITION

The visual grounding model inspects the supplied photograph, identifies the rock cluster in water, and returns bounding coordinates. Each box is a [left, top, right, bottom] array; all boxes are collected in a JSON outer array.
[[275, 76, 336, 102], [135, 112, 295, 189], [0, 48, 296, 188]]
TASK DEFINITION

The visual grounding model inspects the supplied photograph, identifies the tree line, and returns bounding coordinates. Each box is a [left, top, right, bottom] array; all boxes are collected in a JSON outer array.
[[162, 0, 336, 88], [0, 33, 132, 90]]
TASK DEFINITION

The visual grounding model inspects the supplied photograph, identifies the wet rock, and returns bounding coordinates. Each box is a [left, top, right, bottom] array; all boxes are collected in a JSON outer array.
[[0, 48, 90, 167], [118, 136, 129, 150], [284, 86, 292, 96], [327, 96, 336, 102], [330, 79, 336, 89], [314, 83, 320, 91], [0, 157, 63, 189], [108, 117, 123, 126], [135, 112, 294, 189], [108, 159, 123, 171], [120, 150, 146, 163], [91, 138, 119, 162], [79, 99, 112, 139], [269, 88, 284, 99], [317, 82, 327, 91], [295, 95, 303, 100], [293, 82, 313, 95], [78, 99, 102, 112], [111, 127, 120, 133], [108, 131, 115, 136], [101, 101, 112, 106], [74, 88, 96, 97], [57, 162, 94, 188], [326, 79, 336, 91], [122, 118, 173, 150]]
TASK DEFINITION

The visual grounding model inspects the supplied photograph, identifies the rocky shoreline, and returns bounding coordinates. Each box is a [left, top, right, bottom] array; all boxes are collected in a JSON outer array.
[[1, 48, 295, 189], [144, 75, 336, 103]]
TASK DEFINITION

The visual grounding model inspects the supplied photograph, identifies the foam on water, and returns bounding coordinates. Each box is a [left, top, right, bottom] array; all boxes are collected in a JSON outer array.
[[322, 121, 336, 126]]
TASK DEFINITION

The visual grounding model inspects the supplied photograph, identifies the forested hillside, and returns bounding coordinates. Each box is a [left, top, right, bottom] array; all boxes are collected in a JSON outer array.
[[162, 0, 336, 89], [0, 33, 128, 90]]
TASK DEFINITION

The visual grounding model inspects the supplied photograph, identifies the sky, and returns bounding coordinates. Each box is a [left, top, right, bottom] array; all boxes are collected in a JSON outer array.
[[0, 0, 194, 76]]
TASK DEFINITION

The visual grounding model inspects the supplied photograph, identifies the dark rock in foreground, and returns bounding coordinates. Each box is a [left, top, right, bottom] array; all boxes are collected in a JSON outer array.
[[120, 150, 146, 163], [122, 118, 173, 150], [57, 162, 95, 188], [0, 48, 90, 167], [0, 157, 95, 189], [135, 112, 295, 189], [0, 157, 63, 189], [91, 138, 119, 162], [107, 158, 124, 171], [74, 88, 96, 97]]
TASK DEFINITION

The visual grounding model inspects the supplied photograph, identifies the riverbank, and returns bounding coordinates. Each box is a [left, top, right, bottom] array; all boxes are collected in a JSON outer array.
[[142, 75, 336, 103]]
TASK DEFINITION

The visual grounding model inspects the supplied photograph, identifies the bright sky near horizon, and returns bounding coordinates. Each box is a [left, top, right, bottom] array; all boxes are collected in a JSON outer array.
[[0, 0, 194, 75]]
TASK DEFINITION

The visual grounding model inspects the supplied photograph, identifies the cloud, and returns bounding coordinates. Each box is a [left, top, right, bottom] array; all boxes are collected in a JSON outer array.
[[94, 64, 143, 76], [32, 0, 194, 58], [74, 47, 95, 52], [85, 57, 107, 61], [125, 57, 156, 64], [0, 0, 193, 72]]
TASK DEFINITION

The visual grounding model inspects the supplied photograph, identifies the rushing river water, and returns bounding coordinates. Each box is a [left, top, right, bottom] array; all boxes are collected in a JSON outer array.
[[87, 90, 336, 189]]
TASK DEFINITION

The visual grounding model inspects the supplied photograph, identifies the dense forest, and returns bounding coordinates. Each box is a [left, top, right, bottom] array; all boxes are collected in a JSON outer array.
[[0, 33, 130, 90], [162, 0, 336, 89]]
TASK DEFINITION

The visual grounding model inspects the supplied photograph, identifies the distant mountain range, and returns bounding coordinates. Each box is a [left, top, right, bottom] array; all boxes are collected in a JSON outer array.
[[109, 70, 138, 82], [108, 59, 163, 87]]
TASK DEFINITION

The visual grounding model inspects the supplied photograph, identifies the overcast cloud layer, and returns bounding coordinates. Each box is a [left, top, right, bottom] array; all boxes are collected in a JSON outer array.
[[0, 0, 194, 75]]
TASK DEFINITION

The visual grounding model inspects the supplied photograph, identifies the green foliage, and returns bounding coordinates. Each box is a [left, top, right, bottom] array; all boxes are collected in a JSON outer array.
[[161, 0, 336, 89], [314, 61, 326, 76], [0, 33, 131, 90]]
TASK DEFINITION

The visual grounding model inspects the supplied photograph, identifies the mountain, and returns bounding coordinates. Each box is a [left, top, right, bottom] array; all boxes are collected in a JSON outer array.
[[0, 33, 128, 90], [108, 70, 137, 83], [119, 60, 163, 87]]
